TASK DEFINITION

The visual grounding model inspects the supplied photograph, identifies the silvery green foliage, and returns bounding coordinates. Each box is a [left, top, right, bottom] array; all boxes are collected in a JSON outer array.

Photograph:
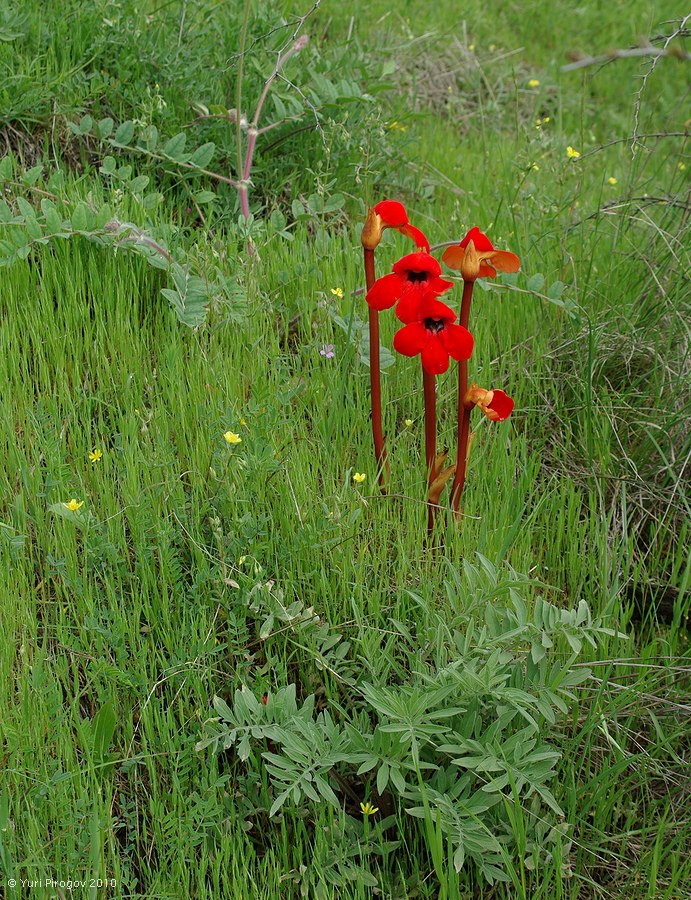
[[0, 154, 244, 327], [199, 555, 619, 886]]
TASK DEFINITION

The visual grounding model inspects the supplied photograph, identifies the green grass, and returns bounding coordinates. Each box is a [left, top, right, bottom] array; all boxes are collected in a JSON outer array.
[[0, 0, 689, 897]]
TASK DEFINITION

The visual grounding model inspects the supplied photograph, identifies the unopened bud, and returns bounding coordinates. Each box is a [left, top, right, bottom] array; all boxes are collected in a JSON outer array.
[[461, 239, 481, 281], [361, 208, 384, 250]]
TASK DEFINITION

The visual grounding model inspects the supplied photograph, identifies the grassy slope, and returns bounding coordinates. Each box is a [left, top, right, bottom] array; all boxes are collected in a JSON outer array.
[[1, 0, 689, 897]]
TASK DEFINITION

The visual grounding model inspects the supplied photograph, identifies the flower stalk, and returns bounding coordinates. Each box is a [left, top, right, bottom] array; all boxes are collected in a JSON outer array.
[[422, 367, 437, 533], [450, 279, 475, 514], [363, 246, 389, 491]]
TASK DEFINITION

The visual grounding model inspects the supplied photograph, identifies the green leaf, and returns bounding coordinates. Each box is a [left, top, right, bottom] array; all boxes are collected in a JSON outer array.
[[189, 142, 216, 168], [259, 614, 274, 640], [0, 155, 13, 180], [526, 273, 545, 293], [20, 164, 43, 187], [91, 700, 116, 764], [163, 132, 188, 161], [212, 695, 234, 721], [41, 201, 63, 235], [194, 190, 217, 205], [128, 175, 150, 193], [112, 121, 135, 147], [79, 114, 93, 135], [96, 117, 114, 138], [99, 156, 117, 176], [547, 280, 565, 301], [141, 124, 158, 150], [71, 202, 90, 232]]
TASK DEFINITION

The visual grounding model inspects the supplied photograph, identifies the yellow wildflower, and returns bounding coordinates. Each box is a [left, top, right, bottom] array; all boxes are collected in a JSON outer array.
[[238, 555, 247, 565], [608, 177, 617, 185], [528, 79, 540, 88], [678, 162, 686, 171], [330, 287, 344, 299], [468, 43, 475, 51], [224, 431, 242, 445], [531, 163, 540, 171], [88, 449, 103, 463], [353, 472, 366, 484], [566, 146, 581, 159], [239, 417, 246, 426], [404, 418, 413, 427], [360, 801, 379, 816], [64, 499, 83, 512]]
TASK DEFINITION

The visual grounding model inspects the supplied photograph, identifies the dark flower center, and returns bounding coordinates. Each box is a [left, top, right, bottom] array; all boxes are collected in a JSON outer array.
[[406, 270, 429, 283], [424, 318, 445, 334]]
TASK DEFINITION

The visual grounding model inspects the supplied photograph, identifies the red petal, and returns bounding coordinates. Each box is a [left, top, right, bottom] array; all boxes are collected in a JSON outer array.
[[374, 200, 408, 227], [441, 323, 474, 361], [417, 293, 457, 323], [393, 322, 427, 356], [427, 276, 455, 297], [366, 272, 404, 310], [488, 390, 514, 421], [395, 287, 423, 323], [461, 226, 494, 252], [397, 223, 430, 251], [489, 250, 520, 273], [479, 262, 497, 278], [392, 252, 441, 279], [421, 337, 450, 374]]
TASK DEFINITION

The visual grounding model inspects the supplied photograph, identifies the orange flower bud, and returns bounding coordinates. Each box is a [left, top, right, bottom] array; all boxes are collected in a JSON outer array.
[[361, 208, 384, 250]]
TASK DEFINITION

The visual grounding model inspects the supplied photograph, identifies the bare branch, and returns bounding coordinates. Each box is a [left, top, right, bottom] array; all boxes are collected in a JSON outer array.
[[562, 44, 690, 72]]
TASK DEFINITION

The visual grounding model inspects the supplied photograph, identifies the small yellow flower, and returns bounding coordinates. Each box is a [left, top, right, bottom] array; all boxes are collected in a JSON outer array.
[[64, 499, 84, 512], [224, 431, 242, 445], [489, 43, 496, 51], [608, 177, 617, 185], [566, 146, 581, 159], [678, 162, 686, 171], [238, 555, 247, 565], [88, 449, 103, 463], [404, 418, 413, 427], [543, 116, 550, 124], [239, 417, 246, 426], [531, 163, 540, 171], [353, 472, 366, 484], [468, 43, 475, 51], [360, 801, 379, 816], [528, 79, 540, 88], [330, 287, 344, 299]]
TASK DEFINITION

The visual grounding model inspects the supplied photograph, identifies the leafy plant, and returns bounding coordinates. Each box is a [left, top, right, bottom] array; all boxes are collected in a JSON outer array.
[[199, 556, 619, 888]]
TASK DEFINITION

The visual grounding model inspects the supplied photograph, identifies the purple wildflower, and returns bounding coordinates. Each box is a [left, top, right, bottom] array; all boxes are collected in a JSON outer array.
[[320, 343, 335, 359]]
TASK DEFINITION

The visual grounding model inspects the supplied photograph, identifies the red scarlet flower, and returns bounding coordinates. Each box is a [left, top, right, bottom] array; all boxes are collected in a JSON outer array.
[[366, 252, 454, 320], [361, 200, 429, 251], [465, 384, 514, 421], [442, 227, 520, 280], [393, 292, 474, 375]]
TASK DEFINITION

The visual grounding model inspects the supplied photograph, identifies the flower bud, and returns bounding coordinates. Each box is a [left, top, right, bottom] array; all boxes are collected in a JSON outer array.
[[361, 208, 384, 250], [460, 239, 481, 281]]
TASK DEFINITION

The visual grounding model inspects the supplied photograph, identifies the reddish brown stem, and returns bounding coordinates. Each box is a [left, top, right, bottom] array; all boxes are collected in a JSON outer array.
[[364, 248, 388, 491], [450, 280, 475, 513], [422, 367, 437, 534]]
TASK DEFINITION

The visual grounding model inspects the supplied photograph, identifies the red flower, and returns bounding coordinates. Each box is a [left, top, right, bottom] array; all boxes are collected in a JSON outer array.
[[393, 292, 474, 375], [442, 227, 520, 280], [366, 252, 454, 320], [362, 200, 429, 251], [465, 384, 514, 421]]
